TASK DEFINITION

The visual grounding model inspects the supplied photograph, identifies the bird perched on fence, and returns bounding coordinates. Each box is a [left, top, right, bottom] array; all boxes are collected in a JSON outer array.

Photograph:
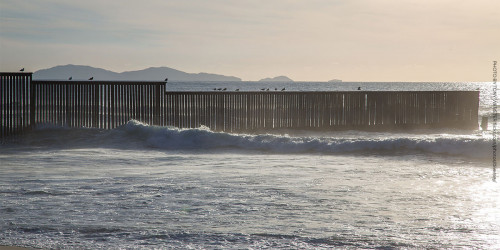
[[165, 78, 168, 82], [357, 87, 361, 90], [213, 88, 217, 91], [217, 88, 222, 91], [260, 88, 265, 91], [266, 88, 270, 91], [20, 68, 24, 72], [223, 88, 227, 91], [69, 76, 72, 80], [281, 88, 285, 91], [235, 89, 239, 91], [89, 77, 94, 80]]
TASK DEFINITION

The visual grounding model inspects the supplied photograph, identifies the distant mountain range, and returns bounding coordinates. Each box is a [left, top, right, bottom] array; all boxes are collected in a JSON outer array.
[[33, 65, 301, 82], [33, 65, 242, 82]]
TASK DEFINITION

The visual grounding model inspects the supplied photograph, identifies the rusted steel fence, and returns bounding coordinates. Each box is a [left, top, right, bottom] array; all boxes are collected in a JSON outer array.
[[31, 80, 165, 129], [1, 73, 32, 138], [163, 91, 479, 132], [0, 72, 480, 139]]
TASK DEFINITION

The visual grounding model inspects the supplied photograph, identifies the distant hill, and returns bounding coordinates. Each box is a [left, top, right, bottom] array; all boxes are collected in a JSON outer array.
[[33, 65, 242, 82], [258, 76, 293, 82]]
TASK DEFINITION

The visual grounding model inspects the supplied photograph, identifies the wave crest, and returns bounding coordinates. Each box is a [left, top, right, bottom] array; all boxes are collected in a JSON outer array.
[[6, 120, 490, 159], [117, 120, 490, 159]]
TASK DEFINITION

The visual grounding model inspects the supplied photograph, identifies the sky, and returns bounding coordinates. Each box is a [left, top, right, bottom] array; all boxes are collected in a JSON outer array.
[[1, 0, 499, 81]]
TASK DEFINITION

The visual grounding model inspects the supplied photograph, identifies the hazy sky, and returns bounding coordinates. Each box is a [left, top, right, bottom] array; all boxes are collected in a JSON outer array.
[[1, 0, 499, 81]]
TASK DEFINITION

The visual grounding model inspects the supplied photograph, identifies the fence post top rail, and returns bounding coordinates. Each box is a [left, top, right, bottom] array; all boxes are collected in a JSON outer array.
[[0, 72, 33, 76], [31, 80, 166, 85], [163, 90, 480, 94]]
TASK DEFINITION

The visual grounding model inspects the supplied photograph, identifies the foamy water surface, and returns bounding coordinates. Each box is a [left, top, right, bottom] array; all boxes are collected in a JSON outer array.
[[1, 81, 499, 249]]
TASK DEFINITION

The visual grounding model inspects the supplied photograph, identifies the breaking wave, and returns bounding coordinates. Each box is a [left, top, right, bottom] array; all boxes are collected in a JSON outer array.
[[7, 120, 491, 159]]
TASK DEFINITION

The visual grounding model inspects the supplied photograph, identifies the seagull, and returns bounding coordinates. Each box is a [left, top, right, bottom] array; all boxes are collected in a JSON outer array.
[[357, 87, 361, 90], [260, 88, 266, 91], [235, 89, 239, 91], [266, 88, 269, 91], [69, 76, 72, 80], [20, 68, 24, 72], [89, 77, 94, 80], [217, 88, 222, 91], [213, 88, 217, 91], [164, 78, 168, 82], [222, 88, 227, 91], [275, 88, 277, 91], [281, 88, 285, 91]]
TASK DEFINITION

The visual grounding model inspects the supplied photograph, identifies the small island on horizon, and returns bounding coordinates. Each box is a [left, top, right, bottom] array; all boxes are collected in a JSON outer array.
[[328, 79, 342, 83], [258, 76, 294, 82]]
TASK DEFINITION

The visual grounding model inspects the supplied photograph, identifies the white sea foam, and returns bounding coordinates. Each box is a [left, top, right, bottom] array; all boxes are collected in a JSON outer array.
[[2, 81, 498, 249]]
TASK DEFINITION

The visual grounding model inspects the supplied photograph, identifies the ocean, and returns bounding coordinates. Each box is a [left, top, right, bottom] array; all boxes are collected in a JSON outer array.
[[1, 82, 499, 249]]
